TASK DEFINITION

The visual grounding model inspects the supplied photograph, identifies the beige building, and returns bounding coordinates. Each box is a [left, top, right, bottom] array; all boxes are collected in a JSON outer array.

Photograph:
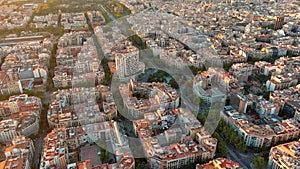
[[196, 158, 243, 169], [0, 94, 42, 118], [221, 106, 300, 148], [120, 79, 180, 119], [47, 86, 117, 128], [0, 135, 35, 169], [18, 111, 40, 137], [268, 139, 300, 169], [193, 68, 227, 104], [0, 70, 23, 95], [266, 74, 298, 91], [231, 63, 253, 82], [133, 108, 217, 169]]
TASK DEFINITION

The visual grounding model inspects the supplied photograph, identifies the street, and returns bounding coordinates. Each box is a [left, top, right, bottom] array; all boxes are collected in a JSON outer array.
[[32, 130, 47, 169], [226, 141, 255, 169]]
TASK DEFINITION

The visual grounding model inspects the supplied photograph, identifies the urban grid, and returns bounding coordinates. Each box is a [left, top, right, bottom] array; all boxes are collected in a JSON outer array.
[[0, 0, 299, 169]]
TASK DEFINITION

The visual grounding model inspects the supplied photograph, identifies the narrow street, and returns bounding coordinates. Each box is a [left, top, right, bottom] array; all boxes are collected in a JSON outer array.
[[32, 130, 47, 169]]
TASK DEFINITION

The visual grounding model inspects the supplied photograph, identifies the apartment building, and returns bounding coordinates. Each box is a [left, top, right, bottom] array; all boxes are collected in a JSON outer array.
[[119, 79, 180, 119], [255, 61, 277, 76], [30, 13, 59, 28], [114, 41, 145, 80], [41, 119, 134, 169], [246, 94, 281, 117], [0, 70, 23, 95], [86, 11, 105, 27], [0, 111, 40, 144], [61, 13, 88, 31], [0, 136, 34, 169], [40, 127, 69, 169], [133, 108, 217, 169], [47, 86, 117, 128], [268, 140, 300, 169], [221, 106, 300, 148], [0, 119, 18, 144], [193, 68, 227, 104], [266, 74, 298, 91], [231, 63, 253, 82], [196, 158, 242, 169], [53, 32, 104, 88], [2, 94, 42, 115], [149, 137, 216, 169], [18, 111, 40, 137], [269, 85, 300, 110]]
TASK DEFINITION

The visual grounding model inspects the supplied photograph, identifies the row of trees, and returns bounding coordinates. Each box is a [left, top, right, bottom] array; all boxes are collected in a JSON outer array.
[[135, 159, 149, 169], [196, 109, 247, 155], [23, 90, 45, 100], [250, 74, 271, 83], [196, 112, 228, 157], [197, 111, 269, 169], [100, 58, 113, 85], [0, 95, 10, 101], [3, 0, 44, 6], [127, 35, 147, 49], [247, 55, 280, 65], [217, 119, 247, 152], [0, 25, 65, 37], [212, 132, 228, 157]]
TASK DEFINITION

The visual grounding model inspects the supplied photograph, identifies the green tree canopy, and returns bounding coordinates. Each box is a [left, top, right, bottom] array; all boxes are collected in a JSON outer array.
[[253, 156, 267, 169]]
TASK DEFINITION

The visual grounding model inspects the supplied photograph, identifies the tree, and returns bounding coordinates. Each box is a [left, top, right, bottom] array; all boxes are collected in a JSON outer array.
[[216, 119, 247, 153], [204, 110, 209, 117], [253, 156, 267, 169], [169, 78, 179, 89], [100, 148, 110, 163], [23, 90, 45, 100], [46, 76, 54, 92], [0, 95, 10, 101], [197, 113, 206, 124], [223, 62, 233, 72], [128, 35, 147, 49], [199, 98, 205, 106], [136, 160, 149, 169], [212, 132, 228, 157], [255, 74, 270, 83], [188, 65, 206, 75], [217, 141, 228, 157]]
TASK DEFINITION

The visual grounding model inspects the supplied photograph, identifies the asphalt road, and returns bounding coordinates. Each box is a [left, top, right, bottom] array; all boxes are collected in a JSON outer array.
[[225, 141, 256, 169], [32, 130, 47, 169]]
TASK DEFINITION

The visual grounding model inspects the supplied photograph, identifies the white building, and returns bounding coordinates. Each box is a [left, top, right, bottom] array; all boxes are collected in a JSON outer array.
[[266, 75, 297, 91], [0, 119, 18, 144], [114, 41, 145, 81]]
